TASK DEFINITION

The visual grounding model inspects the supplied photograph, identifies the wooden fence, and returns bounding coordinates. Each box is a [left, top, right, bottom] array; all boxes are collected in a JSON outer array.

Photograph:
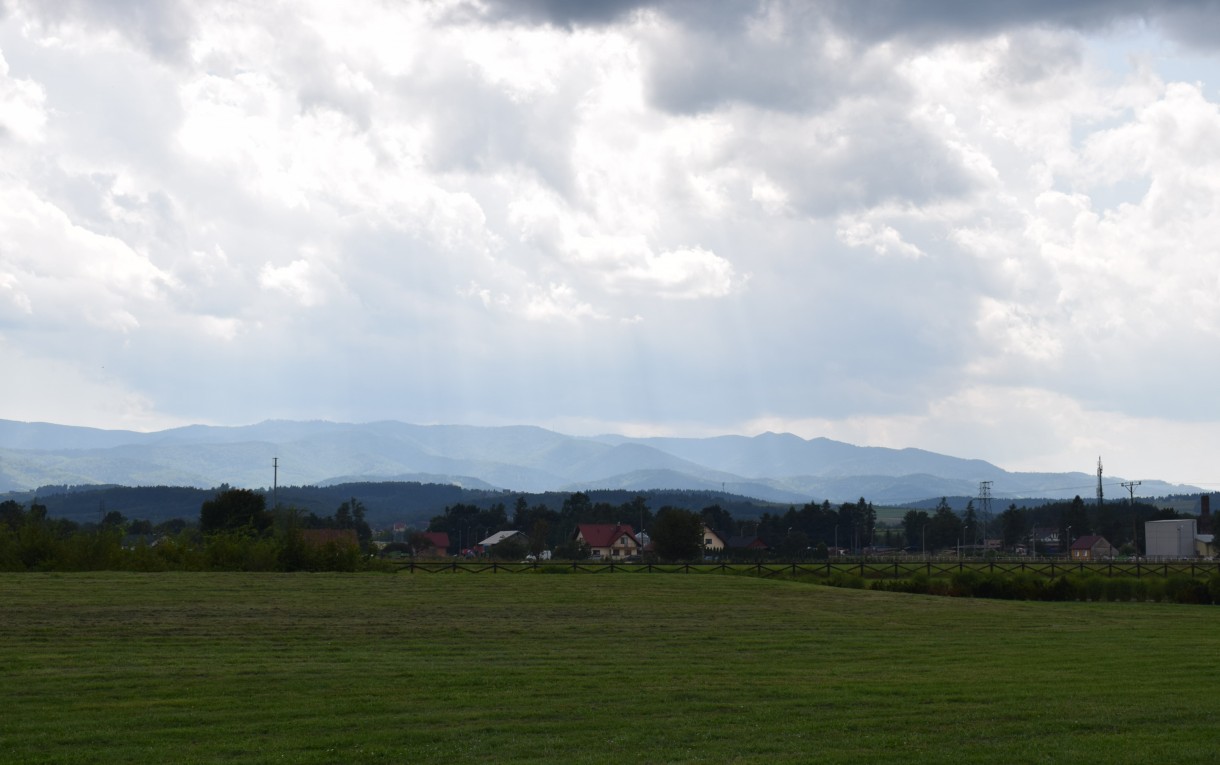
[[392, 559, 1220, 579]]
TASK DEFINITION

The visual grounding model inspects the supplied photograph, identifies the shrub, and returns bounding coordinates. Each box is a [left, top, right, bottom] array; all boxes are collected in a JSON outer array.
[[1081, 575, 1105, 602], [1132, 578, 1150, 602], [1104, 578, 1134, 602], [1164, 576, 1209, 605], [949, 570, 981, 597], [1207, 574, 1220, 605], [826, 572, 865, 589]]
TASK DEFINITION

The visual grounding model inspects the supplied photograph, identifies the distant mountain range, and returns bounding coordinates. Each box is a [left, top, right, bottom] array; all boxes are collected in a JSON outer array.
[[0, 419, 1199, 504]]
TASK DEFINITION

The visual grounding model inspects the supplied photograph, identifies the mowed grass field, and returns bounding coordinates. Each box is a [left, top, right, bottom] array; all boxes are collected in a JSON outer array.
[[2, 573, 1219, 764]]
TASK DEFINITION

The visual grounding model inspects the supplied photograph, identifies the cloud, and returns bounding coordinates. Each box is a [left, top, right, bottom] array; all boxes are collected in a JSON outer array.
[[1, 0, 1219, 486], [6, 0, 197, 61], [0, 337, 184, 431], [0, 48, 45, 143], [478, 0, 652, 27], [259, 258, 335, 307], [0, 182, 177, 333]]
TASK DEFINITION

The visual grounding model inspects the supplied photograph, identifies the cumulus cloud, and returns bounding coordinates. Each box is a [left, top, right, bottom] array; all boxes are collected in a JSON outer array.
[[0, 0, 1218, 483], [0, 49, 44, 143]]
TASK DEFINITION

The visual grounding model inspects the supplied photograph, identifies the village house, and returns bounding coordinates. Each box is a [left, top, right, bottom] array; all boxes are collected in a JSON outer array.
[[479, 530, 526, 547], [702, 525, 727, 552], [1069, 535, 1116, 561], [417, 531, 450, 557], [727, 535, 769, 552], [574, 523, 641, 559]]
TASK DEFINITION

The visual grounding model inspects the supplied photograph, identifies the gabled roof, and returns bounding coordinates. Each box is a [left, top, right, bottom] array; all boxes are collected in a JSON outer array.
[[479, 530, 525, 546], [1070, 535, 1110, 550], [420, 531, 449, 550], [727, 535, 768, 550], [576, 523, 638, 548]]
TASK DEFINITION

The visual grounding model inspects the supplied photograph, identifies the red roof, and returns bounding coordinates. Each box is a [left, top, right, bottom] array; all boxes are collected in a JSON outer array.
[[420, 532, 450, 550], [576, 523, 638, 548], [1070, 535, 1109, 550]]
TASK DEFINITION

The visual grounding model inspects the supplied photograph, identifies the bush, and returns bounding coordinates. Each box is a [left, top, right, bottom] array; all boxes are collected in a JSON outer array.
[[1104, 578, 1134, 602], [949, 570, 981, 597], [826, 572, 865, 589], [1044, 576, 1077, 602], [1207, 575, 1220, 605], [1081, 575, 1105, 602], [1164, 576, 1209, 605]]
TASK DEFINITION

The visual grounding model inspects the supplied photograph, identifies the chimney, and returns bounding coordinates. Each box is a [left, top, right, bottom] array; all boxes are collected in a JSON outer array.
[[1202, 495, 1212, 535]]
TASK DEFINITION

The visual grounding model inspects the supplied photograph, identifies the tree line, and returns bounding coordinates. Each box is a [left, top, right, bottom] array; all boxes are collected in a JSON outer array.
[[0, 491, 383, 572]]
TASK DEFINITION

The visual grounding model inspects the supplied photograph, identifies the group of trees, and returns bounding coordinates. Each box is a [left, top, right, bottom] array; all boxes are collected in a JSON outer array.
[[900, 495, 1186, 555], [901, 499, 977, 553], [992, 495, 1177, 553], [747, 498, 877, 553], [0, 490, 383, 572]]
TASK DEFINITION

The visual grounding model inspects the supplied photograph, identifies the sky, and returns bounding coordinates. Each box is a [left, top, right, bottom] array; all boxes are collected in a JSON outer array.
[[1, 0, 1219, 486]]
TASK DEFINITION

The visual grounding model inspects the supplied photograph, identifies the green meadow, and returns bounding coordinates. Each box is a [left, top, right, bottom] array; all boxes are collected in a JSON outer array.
[[2, 572, 1218, 764]]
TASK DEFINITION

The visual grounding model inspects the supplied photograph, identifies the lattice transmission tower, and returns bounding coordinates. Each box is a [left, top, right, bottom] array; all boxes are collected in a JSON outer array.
[[977, 480, 992, 546], [1096, 457, 1104, 507]]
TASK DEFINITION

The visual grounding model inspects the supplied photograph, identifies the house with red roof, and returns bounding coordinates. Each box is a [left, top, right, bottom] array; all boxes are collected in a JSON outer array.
[[1070, 535, 1116, 561], [417, 531, 450, 557], [574, 523, 641, 560]]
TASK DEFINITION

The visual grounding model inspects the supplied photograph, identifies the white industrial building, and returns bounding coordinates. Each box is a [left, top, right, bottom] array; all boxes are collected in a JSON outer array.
[[1144, 519, 1197, 558]]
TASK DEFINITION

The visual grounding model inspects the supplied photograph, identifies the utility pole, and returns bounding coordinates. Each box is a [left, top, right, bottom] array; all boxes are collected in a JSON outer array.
[[273, 457, 279, 510], [1122, 480, 1141, 553]]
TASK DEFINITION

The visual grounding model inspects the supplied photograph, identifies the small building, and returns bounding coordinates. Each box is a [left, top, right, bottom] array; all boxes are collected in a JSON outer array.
[[1145, 519, 1197, 558], [417, 531, 450, 557], [479, 530, 526, 549], [727, 535, 769, 552], [1031, 527, 1061, 555], [574, 524, 641, 559], [1069, 535, 1116, 561], [1195, 534, 1217, 559], [702, 525, 727, 552]]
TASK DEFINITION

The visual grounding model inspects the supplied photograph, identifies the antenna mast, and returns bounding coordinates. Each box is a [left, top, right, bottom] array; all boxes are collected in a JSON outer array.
[[273, 457, 279, 510], [1096, 457, 1104, 507]]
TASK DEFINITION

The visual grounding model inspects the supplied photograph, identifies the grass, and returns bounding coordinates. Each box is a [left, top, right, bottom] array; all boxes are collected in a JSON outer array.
[[2, 572, 1219, 764]]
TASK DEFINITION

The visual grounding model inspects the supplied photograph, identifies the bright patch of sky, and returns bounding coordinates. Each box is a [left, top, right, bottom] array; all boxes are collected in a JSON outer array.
[[1, 0, 1218, 488]]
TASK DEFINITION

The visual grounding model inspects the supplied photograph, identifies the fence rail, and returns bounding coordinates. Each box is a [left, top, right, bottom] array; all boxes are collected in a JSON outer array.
[[392, 559, 1220, 579]]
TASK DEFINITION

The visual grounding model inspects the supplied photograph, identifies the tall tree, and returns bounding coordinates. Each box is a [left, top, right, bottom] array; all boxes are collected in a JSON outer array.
[[200, 489, 270, 534], [902, 509, 931, 551], [651, 507, 703, 561], [927, 498, 962, 551], [999, 504, 1027, 549], [962, 500, 978, 546]]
